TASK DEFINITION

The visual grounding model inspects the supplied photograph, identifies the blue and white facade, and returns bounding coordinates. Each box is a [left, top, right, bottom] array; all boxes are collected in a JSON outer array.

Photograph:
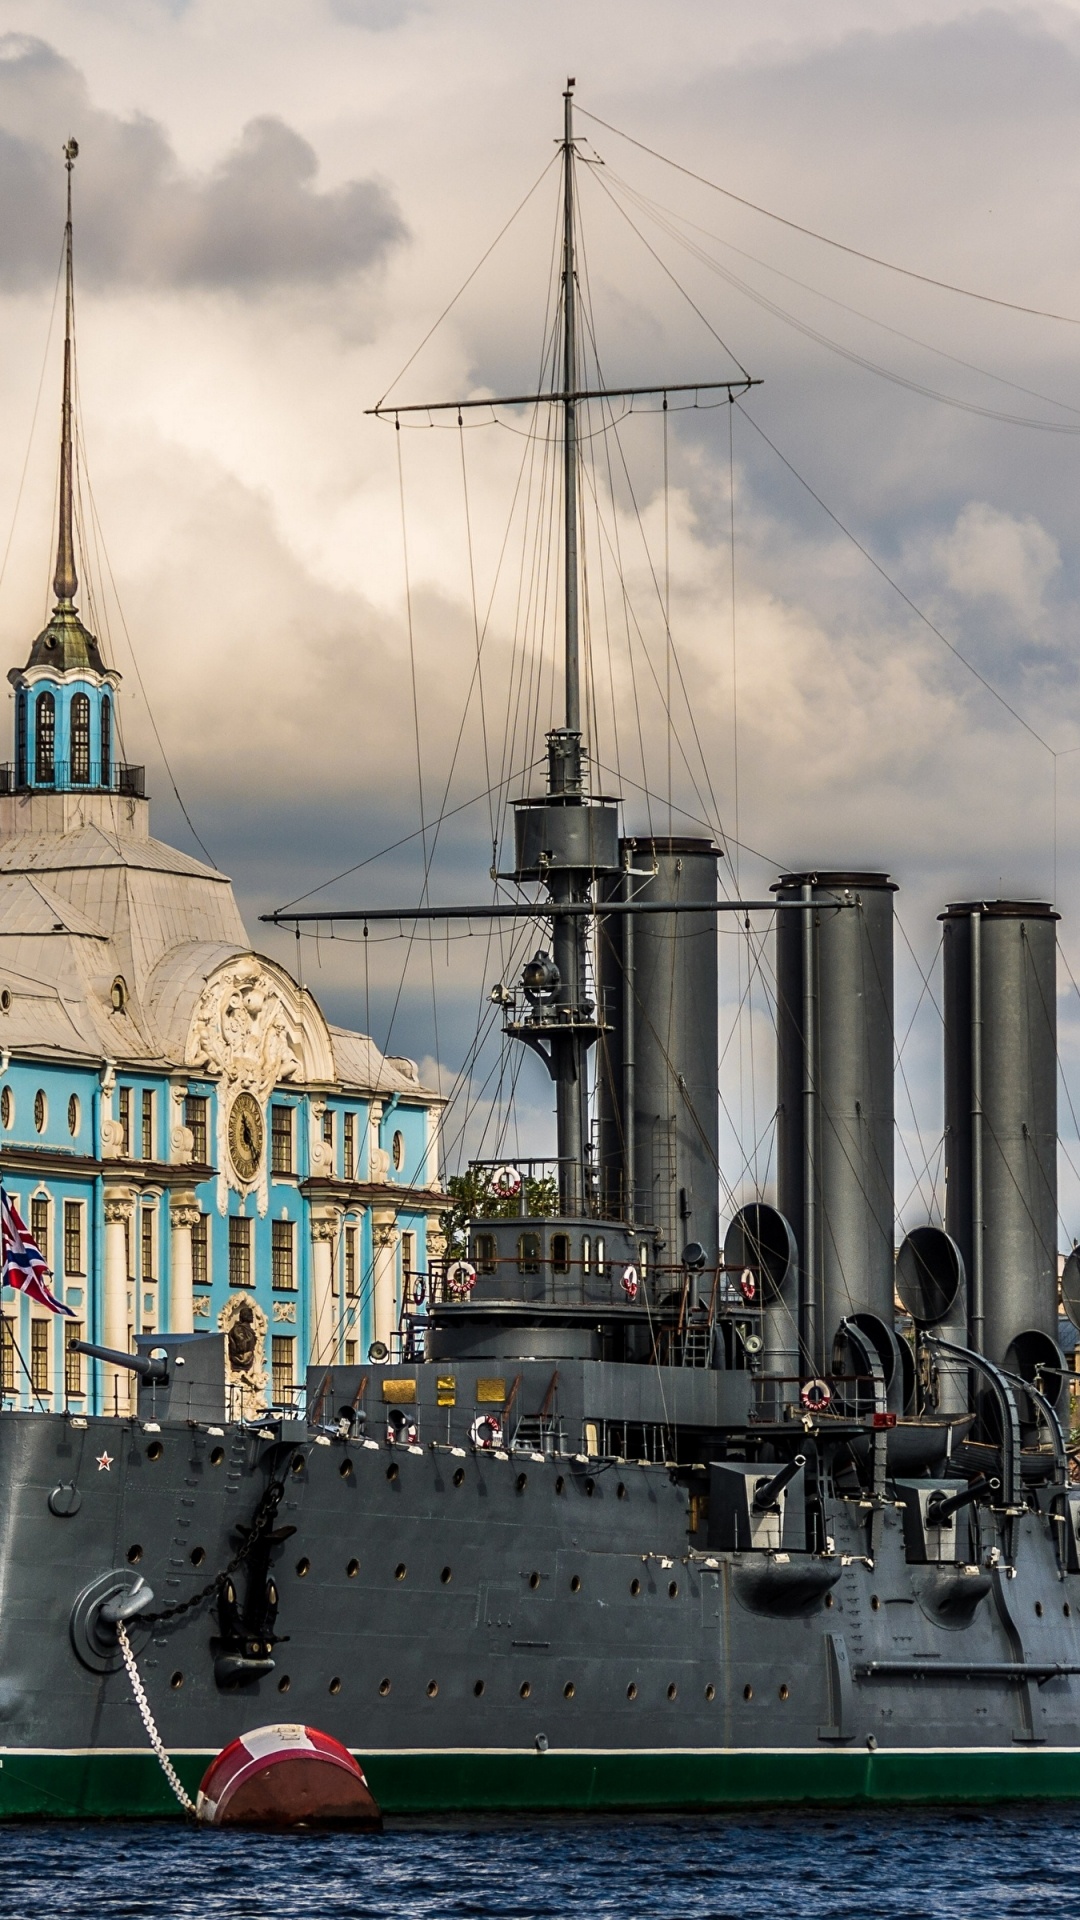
[[0, 601, 445, 1417]]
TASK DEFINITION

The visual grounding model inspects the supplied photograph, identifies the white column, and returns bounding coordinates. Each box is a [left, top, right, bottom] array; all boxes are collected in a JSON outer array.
[[102, 1187, 134, 1416], [372, 1208, 399, 1353], [169, 1189, 199, 1335], [309, 1206, 342, 1368]]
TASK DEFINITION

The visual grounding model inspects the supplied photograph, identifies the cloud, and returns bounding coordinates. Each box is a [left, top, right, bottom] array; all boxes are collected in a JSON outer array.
[[0, 35, 405, 292], [934, 501, 1061, 615]]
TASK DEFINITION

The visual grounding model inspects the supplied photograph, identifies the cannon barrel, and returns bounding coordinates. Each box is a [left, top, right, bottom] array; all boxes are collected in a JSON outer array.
[[925, 1474, 999, 1528], [71, 1340, 166, 1383], [751, 1453, 807, 1514]]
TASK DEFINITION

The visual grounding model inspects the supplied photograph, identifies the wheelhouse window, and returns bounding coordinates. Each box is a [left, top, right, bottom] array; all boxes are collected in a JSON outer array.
[[100, 696, 111, 786], [70, 693, 90, 784], [228, 1215, 252, 1288], [582, 1235, 591, 1275], [474, 1233, 497, 1274], [595, 1236, 606, 1277], [518, 1232, 541, 1275], [34, 692, 54, 784], [552, 1233, 571, 1275]]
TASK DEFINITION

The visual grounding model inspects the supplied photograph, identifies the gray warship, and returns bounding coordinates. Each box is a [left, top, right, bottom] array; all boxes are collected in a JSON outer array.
[[3, 89, 1080, 1818]]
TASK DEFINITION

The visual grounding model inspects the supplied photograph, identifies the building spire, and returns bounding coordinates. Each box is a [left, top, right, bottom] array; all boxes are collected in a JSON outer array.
[[53, 138, 79, 607]]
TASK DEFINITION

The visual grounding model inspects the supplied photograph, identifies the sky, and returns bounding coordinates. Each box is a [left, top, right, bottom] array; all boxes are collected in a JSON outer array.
[[0, 0, 1079, 1236]]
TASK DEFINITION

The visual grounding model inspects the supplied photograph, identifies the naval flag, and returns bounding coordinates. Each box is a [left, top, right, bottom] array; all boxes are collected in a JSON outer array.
[[0, 1187, 74, 1316]]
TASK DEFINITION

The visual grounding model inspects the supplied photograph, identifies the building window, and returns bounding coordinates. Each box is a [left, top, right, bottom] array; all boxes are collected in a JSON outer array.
[[191, 1212, 208, 1285], [35, 691, 54, 784], [402, 1229, 416, 1282], [321, 1109, 334, 1154], [272, 1219, 295, 1290], [100, 695, 111, 786], [30, 1195, 48, 1264], [30, 1320, 49, 1397], [118, 1087, 131, 1156], [185, 1094, 208, 1163], [271, 1105, 293, 1175], [67, 1093, 79, 1136], [228, 1215, 252, 1288], [392, 1129, 404, 1171], [344, 1223, 357, 1297], [343, 1112, 355, 1177], [33, 1090, 46, 1134], [63, 1201, 83, 1275], [64, 1321, 84, 1396], [70, 692, 90, 784], [0, 1087, 11, 1129], [345, 1339, 357, 1366], [271, 1335, 294, 1404], [15, 691, 26, 787], [141, 1090, 154, 1161], [0, 1318, 14, 1393], [141, 1209, 155, 1282]]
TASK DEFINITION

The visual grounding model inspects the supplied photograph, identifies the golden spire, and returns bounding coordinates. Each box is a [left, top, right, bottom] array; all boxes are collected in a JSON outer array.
[[53, 138, 79, 607]]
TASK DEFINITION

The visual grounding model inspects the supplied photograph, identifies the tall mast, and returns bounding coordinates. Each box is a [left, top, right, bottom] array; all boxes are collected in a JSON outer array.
[[561, 80, 579, 736], [53, 138, 79, 608]]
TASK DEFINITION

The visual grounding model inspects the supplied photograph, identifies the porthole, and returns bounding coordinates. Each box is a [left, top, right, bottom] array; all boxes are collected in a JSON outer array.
[[169, 1672, 183, 1690], [630, 1578, 641, 1597], [626, 1683, 638, 1700], [0, 1087, 11, 1129], [126, 1544, 142, 1565], [473, 1680, 485, 1697], [743, 1684, 753, 1702], [570, 1575, 581, 1593], [529, 1571, 541, 1590], [387, 1464, 399, 1482], [440, 1567, 452, 1585], [555, 1476, 565, 1494], [617, 1483, 627, 1500], [519, 1681, 531, 1699], [824, 1591, 834, 1608], [346, 1559, 359, 1578], [146, 1442, 163, 1462], [395, 1563, 407, 1581], [427, 1680, 439, 1698], [33, 1090, 45, 1133], [392, 1130, 404, 1170], [296, 1557, 310, 1578], [705, 1684, 716, 1702], [277, 1676, 291, 1694], [779, 1684, 790, 1701], [584, 1478, 595, 1496], [1036, 1601, 1044, 1618], [210, 1447, 224, 1467], [563, 1681, 575, 1699], [339, 1459, 352, 1479], [291, 1455, 305, 1476], [1066, 1603, 1072, 1619], [516, 1472, 528, 1492], [190, 1547, 205, 1568], [67, 1094, 79, 1137], [329, 1677, 342, 1695], [453, 1468, 465, 1487], [668, 1581, 678, 1599], [871, 1595, 880, 1612], [0, 991, 10, 1014], [667, 1683, 677, 1701], [378, 1678, 391, 1696]]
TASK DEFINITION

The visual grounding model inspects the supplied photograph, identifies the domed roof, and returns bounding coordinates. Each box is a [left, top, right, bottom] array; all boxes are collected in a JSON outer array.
[[21, 602, 107, 678]]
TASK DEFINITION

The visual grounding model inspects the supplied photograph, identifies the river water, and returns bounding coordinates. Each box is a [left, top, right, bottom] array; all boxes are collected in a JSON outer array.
[[0, 1809, 1077, 1920]]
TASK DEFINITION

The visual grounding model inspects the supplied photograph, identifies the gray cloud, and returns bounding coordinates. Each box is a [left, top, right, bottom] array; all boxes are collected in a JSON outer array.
[[0, 35, 405, 291]]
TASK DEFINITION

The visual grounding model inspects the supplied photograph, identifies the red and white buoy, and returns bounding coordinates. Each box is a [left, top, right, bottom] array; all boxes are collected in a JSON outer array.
[[196, 1723, 381, 1829]]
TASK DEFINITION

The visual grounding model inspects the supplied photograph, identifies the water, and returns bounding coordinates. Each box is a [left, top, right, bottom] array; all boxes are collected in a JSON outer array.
[[1, 1811, 1078, 1920]]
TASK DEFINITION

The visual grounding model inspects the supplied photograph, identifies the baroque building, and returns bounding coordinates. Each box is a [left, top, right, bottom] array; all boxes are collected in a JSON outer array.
[[0, 155, 445, 1416]]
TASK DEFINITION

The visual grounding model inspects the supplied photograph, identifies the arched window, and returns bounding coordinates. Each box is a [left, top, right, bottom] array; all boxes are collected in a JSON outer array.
[[100, 695, 111, 787], [15, 693, 27, 787], [35, 693, 55, 785], [70, 693, 90, 784]]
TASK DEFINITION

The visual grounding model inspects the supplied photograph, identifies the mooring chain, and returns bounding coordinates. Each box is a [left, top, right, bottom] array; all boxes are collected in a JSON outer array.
[[142, 1477, 287, 1626], [116, 1620, 196, 1814]]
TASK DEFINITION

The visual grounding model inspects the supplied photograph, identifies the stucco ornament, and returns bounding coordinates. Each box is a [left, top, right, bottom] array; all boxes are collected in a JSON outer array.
[[187, 956, 330, 1215], [217, 1291, 268, 1418]]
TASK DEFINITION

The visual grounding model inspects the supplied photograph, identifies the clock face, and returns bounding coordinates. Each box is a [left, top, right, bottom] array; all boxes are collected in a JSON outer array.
[[228, 1091, 264, 1182]]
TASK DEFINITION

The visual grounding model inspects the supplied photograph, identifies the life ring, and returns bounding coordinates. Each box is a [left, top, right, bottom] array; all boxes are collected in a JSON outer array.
[[412, 1275, 427, 1306], [470, 1413, 503, 1451], [446, 1260, 477, 1299], [621, 1263, 639, 1302], [800, 1377, 832, 1413], [490, 1165, 522, 1198], [386, 1407, 418, 1448], [739, 1267, 757, 1303]]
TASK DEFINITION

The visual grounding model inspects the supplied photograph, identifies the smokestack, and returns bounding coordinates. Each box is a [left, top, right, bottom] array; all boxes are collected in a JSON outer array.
[[773, 872, 897, 1381], [940, 901, 1062, 1399], [596, 837, 719, 1263]]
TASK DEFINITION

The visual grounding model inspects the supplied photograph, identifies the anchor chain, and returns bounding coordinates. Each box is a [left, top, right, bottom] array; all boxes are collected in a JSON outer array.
[[116, 1621, 196, 1814], [142, 1477, 287, 1625]]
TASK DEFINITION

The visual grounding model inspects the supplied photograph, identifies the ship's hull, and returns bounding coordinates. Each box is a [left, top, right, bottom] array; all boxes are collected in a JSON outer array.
[[3, 1408, 1079, 1818]]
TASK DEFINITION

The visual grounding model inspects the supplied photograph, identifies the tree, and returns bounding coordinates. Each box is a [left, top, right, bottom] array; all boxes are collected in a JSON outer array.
[[440, 1167, 558, 1261]]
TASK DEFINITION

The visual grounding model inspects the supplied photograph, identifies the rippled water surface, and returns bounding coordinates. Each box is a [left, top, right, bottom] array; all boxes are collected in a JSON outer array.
[[1, 1809, 1079, 1920]]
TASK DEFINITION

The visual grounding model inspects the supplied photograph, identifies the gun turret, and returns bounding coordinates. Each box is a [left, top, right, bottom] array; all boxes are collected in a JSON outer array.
[[751, 1454, 807, 1515], [71, 1340, 168, 1384], [925, 1474, 999, 1528]]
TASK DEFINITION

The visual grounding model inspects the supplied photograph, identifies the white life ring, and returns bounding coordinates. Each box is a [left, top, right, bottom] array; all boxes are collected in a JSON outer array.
[[621, 1263, 639, 1301], [446, 1260, 477, 1299], [470, 1413, 503, 1451], [739, 1267, 757, 1303], [490, 1164, 522, 1198], [800, 1377, 832, 1413]]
